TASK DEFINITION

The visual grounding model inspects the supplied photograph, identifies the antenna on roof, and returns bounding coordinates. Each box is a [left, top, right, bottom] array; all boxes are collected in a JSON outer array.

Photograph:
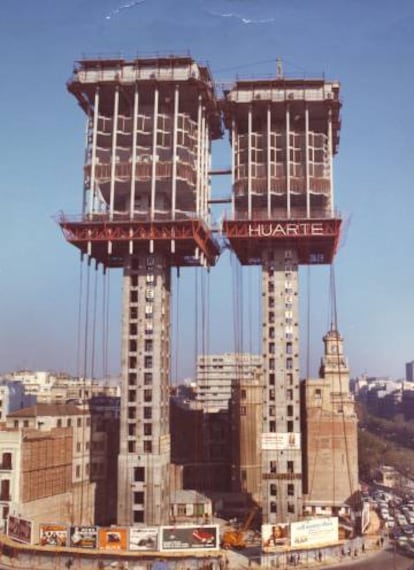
[[276, 57, 283, 79]]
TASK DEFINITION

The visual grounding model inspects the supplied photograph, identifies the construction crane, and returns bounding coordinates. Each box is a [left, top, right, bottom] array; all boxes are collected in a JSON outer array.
[[221, 507, 258, 550]]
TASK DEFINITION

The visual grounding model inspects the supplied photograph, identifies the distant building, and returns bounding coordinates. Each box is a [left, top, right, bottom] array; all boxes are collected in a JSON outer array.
[[302, 328, 359, 521], [5, 370, 120, 404], [0, 380, 35, 421], [406, 361, 414, 383], [195, 353, 262, 413], [0, 404, 95, 534], [230, 367, 263, 504]]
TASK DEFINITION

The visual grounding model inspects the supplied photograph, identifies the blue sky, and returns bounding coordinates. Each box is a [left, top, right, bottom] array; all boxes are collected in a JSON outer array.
[[1, 0, 413, 381]]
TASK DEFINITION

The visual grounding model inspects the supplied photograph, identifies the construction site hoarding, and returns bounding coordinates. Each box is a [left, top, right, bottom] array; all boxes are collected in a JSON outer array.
[[39, 523, 68, 547], [70, 525, 98, 549], [262, 523, 290, 551], [290, 517, 338, 548], [98, 527, 128, 550], [261, 432, 301, 451], [8, 515, 32, 544], [160, 525, 219, 551], [129, 526, 159, 551]]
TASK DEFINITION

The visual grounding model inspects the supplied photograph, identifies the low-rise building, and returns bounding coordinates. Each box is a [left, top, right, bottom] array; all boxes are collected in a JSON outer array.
[[0, 404, 95, 536]]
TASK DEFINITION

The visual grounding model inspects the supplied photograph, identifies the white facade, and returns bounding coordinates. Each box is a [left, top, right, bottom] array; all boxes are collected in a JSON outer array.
[[195, 353, 262, 413]]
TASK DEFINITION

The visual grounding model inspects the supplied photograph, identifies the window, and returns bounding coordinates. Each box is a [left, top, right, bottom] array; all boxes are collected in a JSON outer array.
[[144, 407, 152, 420], [144, 373, 152, 385], [287, 461, 294, 473], [67, 419, 72, 427], [134, 491, 144, 504], [128, 441, 136, 452], [241, 389, 247, 400], [57, 419, 62, 428], [287, 503, 295, 514], [128, 407, 136, 420], [288, 484, 294, 496], [270, 461, 277, 474], [270, 484, 277, 496], [134, 511, 144, 523], [269, 373, 275, 386], [144, 424, 152, 436], [287, 420, 294, 432], [269, 421, 276, 432], [144, 339, 153, 352], [77, 418, 82, 427], [76, 442, 81, 452], [129, 372, 137, 385], [270, 501, 277, 513], [287, 389, 293, 400], [287, 405, 293, 417], [2, 453, 12, 470], [134, 467, 145, 482], [144, 441, 152, 453], [144, 356, 153, 369], [144, 390, 152, 403], [76, 465, 80, 478], [128, 390, 136, 402], [128, 424, 136, 436]]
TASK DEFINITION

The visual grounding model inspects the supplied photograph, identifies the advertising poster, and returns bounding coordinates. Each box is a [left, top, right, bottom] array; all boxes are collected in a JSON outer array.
[[8, 515, 32, 544], [39, 523, 68, 547], [70, 525, 98, 549], [160, 525, 219, 551], [290, 517, 338, 548], [262, 523, 290, 550], [98, 527, 128, 550], [261, 432, 301, 451], [129, 526, 159, 551]]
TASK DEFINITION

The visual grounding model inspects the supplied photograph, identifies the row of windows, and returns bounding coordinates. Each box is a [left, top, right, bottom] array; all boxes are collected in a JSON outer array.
[[129, 339, 153, 352], [128, 406, 152, 420], [129, 440, 152, 453], [269, 483, 295, 496], [270, 502, 295, 514], [270, 460, 295, 473]]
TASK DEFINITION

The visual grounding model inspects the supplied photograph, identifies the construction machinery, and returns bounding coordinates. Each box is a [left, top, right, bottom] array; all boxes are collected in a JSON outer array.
[[221, 507, 258, 549]]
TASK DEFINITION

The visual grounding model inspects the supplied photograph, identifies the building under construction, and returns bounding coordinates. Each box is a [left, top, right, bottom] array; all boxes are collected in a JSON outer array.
[[61, 56, 222, 525], [222, 76, 341, 523], [59, 54, 352, 528]]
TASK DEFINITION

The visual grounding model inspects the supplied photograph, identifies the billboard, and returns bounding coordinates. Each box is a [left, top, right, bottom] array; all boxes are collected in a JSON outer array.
[[129, 527, 159, 551], [290, 517, 338, 548], [8, 515, 32, 544], [160, 525, 219, 551], [39, 524, 68, 547], [262, 432, 301, 451], [262, 523, 290, 550], [70, 525, 98, 549], [98, 527, 128, 550]]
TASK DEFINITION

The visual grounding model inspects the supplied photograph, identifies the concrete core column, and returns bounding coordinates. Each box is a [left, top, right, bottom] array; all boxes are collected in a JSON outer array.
[[118, 253, 171, 525], [261, 247, 303, 524]]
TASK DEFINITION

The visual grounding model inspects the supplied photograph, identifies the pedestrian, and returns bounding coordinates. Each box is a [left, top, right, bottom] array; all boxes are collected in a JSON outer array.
[[362, 542, 365, 553], [318, 550, 322, 562]]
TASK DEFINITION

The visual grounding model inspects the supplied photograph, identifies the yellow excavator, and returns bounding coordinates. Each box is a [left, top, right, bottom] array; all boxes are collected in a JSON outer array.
[[221, 507, 258, 549]]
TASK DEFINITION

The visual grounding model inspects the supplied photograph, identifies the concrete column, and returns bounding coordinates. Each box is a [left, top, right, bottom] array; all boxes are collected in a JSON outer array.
[[89, 87, 100, 215], [261, 247, 302, 524], [118, 253, 171, 525], [109, 87, 119, 220], [129, 85, 139, 218]]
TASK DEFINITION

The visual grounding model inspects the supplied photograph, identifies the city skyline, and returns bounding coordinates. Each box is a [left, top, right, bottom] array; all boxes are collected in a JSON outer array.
[[1, 0, 414, 380]]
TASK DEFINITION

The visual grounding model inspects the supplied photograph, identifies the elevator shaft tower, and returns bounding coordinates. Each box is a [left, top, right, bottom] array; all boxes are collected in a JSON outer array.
[[222, 77, 341, 524], [60, 56, 221, 525]]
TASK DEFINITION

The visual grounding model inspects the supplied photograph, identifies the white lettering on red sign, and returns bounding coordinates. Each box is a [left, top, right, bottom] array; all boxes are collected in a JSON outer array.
[[248, 222, 324, 238]]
